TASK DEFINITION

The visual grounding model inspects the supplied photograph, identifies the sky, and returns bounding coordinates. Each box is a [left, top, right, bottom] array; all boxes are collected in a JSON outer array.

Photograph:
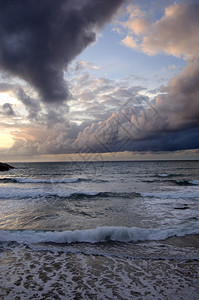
[[0, 0, 199, 162]]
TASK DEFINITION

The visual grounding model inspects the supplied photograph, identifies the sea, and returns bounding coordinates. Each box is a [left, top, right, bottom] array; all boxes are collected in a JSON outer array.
[[0, 160, 199, 299]]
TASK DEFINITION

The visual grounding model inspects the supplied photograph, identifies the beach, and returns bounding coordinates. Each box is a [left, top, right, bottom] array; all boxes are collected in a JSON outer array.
[[0, 161, 199, 299]]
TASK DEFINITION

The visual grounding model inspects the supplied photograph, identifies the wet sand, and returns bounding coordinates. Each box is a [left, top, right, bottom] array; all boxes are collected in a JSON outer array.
[[0, 238, 199, 300]]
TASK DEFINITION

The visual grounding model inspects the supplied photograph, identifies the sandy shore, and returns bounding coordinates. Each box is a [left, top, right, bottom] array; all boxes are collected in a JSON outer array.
[[0, 238, 199, 299]]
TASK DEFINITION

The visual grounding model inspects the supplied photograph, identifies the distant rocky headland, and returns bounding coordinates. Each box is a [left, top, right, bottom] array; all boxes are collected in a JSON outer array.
[[0, 162, 14, 171]]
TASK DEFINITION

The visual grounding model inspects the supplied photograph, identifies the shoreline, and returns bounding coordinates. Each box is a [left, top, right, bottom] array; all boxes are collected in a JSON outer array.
[[161, 234, 199, 249]]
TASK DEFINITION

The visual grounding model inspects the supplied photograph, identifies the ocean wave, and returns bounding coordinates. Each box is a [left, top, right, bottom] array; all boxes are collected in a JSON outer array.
[[0, 177, 84, 184], [143, 178, 199, 186], [0, 178, 13, 183], [0, 188, 96, 200], [189, 180, 199, 185], [141, 189, 199, 200], [0, 187, 139, 200], [156, 173, 180, 178], [175, 179, 199, 186], [1, 226, 199, 245], [0, 177, 109, 184]]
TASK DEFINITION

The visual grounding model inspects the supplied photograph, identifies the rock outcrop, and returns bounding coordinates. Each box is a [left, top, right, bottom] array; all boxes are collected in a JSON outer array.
[[0, 162, 14, 171]]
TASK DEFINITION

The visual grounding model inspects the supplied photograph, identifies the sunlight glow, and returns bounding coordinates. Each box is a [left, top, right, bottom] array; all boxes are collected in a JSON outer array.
[[0, 133, 14, 148]]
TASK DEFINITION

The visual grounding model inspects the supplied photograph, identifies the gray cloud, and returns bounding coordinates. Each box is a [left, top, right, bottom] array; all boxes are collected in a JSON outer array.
[[69, 56, 199, 153], [2, 103, 15, 116], [14, 86, 71, 128], [0, 82, 13, 92], [0, 0, 124, 103], [14, 87, 41, 120]]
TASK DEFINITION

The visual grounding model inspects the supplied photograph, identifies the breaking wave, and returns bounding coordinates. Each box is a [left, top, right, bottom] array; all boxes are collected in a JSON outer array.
[[1, 226, 199, 245]]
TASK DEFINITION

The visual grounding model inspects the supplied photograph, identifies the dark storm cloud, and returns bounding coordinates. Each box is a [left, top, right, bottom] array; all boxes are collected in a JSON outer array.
[[121, 127, 199, 153], [0, 0, 124, 103]]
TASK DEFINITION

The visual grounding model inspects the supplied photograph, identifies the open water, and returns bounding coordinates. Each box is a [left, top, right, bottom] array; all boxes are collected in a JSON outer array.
[[0, 160, 199, 299]]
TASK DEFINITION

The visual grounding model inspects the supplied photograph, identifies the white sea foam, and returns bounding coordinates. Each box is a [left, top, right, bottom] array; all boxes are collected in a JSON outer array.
[[1, 226, 199, 245], [1, 242, 199, 300]]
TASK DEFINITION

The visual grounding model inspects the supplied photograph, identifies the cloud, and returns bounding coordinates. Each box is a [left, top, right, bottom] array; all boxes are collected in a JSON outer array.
[[0, 83, 13, 92], [5, 53, 199, 156], [86, 0, 196, 153], [0, 0, 124, 103], [2, 103, 15, 116], [141, 2, 199, 59], [2, 1, 199, 158], [14, 87, 41, 120], [121, 1, 199, 60], [72, 60, 101, 71], [7, 121, 81, 157], [3, 73, 152, 157], [70, 56, 199, 153], [156, 60, 199, 130], [2, 63, 199, 157], [65, 1, 199, 154], [122, 35, 138, 49], [122, 4, 150, 35]]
